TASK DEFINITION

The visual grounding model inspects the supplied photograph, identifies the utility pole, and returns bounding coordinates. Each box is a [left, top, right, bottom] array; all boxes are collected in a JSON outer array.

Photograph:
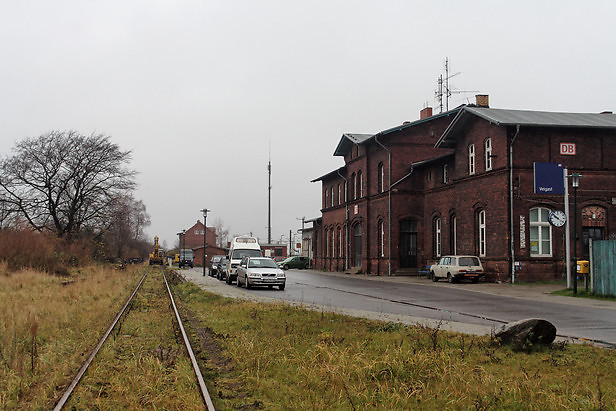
[[268, 157, 272, 244]]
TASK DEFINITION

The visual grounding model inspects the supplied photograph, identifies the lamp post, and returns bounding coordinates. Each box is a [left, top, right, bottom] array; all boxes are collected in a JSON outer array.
[[571, 173, 581, 294], [201, 208, 210, 276], [176, 231, 183, 267]]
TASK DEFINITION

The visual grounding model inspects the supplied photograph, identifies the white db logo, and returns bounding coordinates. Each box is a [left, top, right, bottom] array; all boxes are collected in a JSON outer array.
[[560, 143, 576, 155]]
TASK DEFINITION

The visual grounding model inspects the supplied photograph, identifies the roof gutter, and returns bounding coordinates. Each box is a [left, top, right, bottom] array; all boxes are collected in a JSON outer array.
[[374, 134, 392, 276]]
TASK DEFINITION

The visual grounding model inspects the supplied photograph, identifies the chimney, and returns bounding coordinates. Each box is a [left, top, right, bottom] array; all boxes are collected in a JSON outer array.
[[420, 106, 433, 119], [475, 94, 489, 108]]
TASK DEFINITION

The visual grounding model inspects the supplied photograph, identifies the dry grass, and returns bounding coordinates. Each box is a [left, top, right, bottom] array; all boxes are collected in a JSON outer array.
[[0, 264, 138, 409], [174, 281, 616, 410]]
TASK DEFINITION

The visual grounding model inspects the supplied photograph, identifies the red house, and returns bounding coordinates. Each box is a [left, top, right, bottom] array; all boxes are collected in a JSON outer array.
[[312, 96, 616, 281]]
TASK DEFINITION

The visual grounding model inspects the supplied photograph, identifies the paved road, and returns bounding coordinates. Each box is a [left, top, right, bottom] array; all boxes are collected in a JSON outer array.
[[182, 267, 616, 347]]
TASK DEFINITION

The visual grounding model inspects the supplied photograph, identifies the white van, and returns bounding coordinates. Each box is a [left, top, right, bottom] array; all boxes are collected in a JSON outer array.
[[226, 236, 262, 284]]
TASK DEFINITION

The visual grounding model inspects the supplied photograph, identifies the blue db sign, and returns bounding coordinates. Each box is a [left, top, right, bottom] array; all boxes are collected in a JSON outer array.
[[534, 162, 564, 195]]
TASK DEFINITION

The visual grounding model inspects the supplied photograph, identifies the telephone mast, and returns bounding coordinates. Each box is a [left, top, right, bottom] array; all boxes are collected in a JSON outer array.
[[267, 144, 272, 244]]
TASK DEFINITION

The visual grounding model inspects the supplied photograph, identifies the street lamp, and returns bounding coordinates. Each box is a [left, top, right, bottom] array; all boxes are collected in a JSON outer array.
[[201, 208, 210, 276], [570, 173, 582, 294]]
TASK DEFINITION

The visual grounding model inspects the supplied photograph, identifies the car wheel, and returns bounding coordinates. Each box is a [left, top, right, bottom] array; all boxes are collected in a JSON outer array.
[[472, 277, 479, 283], [268, 285, 273, 289], [279, 284, 285, 290], [447, 273, 454, 283], [431, 272, 438, 282], [283, 264, 289, 270], [246, 278, 251, 289], [304, 263, 309, 269], [226, 275, 231, 285], [236, 276, 242, 287]]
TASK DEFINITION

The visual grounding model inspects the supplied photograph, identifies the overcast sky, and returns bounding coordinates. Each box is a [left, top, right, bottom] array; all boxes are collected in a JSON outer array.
[[1, 1, 615, 249]]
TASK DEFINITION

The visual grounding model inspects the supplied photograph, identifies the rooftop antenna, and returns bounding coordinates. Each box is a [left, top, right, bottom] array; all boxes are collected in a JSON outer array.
[[434, 57, 479, 113]]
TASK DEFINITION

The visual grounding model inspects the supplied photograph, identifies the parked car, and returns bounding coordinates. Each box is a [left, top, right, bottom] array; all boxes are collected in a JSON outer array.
[[209, 255, 225, 277], [236, 257, 286, 290], [430, 255, 484, 283], [272, 256, 286, 263], [216, 257, 228, 281], [278, 256, 310, 270]]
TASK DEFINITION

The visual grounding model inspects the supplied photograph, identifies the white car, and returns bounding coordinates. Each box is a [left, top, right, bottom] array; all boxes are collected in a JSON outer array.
[[236, 257, 286, 290], [430, 255, 484, 283]]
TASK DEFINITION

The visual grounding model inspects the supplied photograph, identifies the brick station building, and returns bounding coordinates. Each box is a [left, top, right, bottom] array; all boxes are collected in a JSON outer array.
[[311, 96, 616, 281]]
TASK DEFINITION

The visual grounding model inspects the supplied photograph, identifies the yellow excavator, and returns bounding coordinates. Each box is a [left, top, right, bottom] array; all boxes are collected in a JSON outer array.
[[148, 236, 165, 265]]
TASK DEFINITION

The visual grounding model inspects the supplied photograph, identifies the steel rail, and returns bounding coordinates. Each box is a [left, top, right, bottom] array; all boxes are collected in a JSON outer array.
[[54, 270, 149, 410], [163, 270, 216, 410]]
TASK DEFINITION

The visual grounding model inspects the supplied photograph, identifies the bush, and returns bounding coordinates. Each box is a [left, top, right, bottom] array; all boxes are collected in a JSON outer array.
[[0, 229, 92, 274]]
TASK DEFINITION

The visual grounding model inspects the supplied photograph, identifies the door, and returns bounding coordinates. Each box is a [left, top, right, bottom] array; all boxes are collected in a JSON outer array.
[[399, 219, 418, 268], [353, 224, 362, 267]]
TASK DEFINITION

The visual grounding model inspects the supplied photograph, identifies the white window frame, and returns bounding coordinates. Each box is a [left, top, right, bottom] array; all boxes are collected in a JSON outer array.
[[478, 210, 486, 257], [325, 188, 329, 208], [331, 186, 334, 207], [443, 164, 448, 184], [359, 171, 363, 197], [468, 144, 475, 175], [339, 227, 343, 258], [379, 220, 385, 257], [451, 215, 457, 255], [338, 184, 341, 205], [353, 173, 357, 200], [530, 207, 552, 257], [331, 229, 335, 258], [379, 163, 385, 193], [435, 217, 441, 257], [485, 138, 492, 171]]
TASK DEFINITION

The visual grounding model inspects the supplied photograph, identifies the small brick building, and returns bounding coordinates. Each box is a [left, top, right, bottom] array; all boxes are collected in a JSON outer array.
[[178, 220, 221, 267], [312, 97, 616, 281]]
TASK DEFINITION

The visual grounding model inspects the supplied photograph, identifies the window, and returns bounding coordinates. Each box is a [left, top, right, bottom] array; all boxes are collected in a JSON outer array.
[[344, 181, 348, 202], [352, 173, 357, 200], [331, 229, 335, 258], [468, 144, 475, 175], [379, 220, 385, 257], [325, 188, 329, 208], [485, 138, 492, 171], [378, 162, 385, 193], [331, 186, 334, 207], [325, 229, 329, 257], [530, 207, 552, 257], [358, 170, 363, 197], [443, 164, 448, 184], [338, 184, 341, 205], [434, 217, 441, 257], [338, 227, 343, 257], [478, 210, 486, 257], [450, 215, 457, 255]]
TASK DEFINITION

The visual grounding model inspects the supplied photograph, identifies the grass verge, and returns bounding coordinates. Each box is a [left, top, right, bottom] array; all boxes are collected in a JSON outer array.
[[175, 280, 616, 409]]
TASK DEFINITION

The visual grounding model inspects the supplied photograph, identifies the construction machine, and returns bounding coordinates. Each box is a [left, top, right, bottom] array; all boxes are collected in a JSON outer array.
[[149, 236, 165, 265]]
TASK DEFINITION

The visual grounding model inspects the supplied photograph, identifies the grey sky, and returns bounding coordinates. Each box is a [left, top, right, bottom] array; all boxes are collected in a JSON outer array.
[[1, 1, 615, 249]]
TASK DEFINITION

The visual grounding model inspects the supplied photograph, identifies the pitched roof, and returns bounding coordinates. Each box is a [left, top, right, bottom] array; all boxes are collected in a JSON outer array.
[[333, 133, 373, 156], [310, 166, 347, 183], [436, 106, 616, 148]]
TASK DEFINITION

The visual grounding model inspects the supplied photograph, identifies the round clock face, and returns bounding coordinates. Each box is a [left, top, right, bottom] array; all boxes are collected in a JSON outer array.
[[548, 210, 566, 227]]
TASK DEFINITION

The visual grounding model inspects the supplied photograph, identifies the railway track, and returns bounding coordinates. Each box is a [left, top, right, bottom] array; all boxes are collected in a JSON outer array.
[[53, 267, 215, 410]]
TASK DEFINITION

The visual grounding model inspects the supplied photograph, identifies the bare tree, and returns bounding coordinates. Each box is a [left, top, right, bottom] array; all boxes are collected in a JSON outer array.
[[0, 131, 137, 239], [213, 217, 230, 248], [104, 195, 151, 259]]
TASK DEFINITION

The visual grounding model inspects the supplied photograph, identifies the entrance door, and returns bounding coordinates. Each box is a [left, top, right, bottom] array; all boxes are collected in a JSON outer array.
[[582, 227, 603, 259], [399, 219, 418, 268], [353, 224, 362, 267]]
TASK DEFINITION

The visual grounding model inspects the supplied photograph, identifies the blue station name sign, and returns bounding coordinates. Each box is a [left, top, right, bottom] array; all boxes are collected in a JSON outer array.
[[533, 162, 564, 195]]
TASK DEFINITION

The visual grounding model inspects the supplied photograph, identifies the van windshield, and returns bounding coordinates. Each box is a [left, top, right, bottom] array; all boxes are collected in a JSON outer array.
[[232, 249, 262, 259]]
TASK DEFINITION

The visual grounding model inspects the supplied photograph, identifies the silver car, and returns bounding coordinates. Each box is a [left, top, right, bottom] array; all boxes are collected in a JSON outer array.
[[236, 257, 286, 290], [430, 255, 484, 283]]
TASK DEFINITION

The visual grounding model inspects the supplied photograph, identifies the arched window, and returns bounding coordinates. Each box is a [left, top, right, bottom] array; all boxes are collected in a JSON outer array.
[[485, 138, 492, 171], [478, 210, 486, 257], [450, 214, 457, 255], [337, 183, 341, 205], [352, 173, 357, 200], [434, 217, 441, 257], [338, 227, 343, 258], [378, 220, 385, 257], [324, 188, 329, 208], [325, 228, 329, 257], [378, 162, 385, 193], [530, 207, 552, 257], [468, 144, 475, 175], [358, 170, 363, 197], [443, 164, 448, 184]]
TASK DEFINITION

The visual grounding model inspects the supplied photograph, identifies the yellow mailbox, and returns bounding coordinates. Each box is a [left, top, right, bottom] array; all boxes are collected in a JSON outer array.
[[576, 260, 589, 274]]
